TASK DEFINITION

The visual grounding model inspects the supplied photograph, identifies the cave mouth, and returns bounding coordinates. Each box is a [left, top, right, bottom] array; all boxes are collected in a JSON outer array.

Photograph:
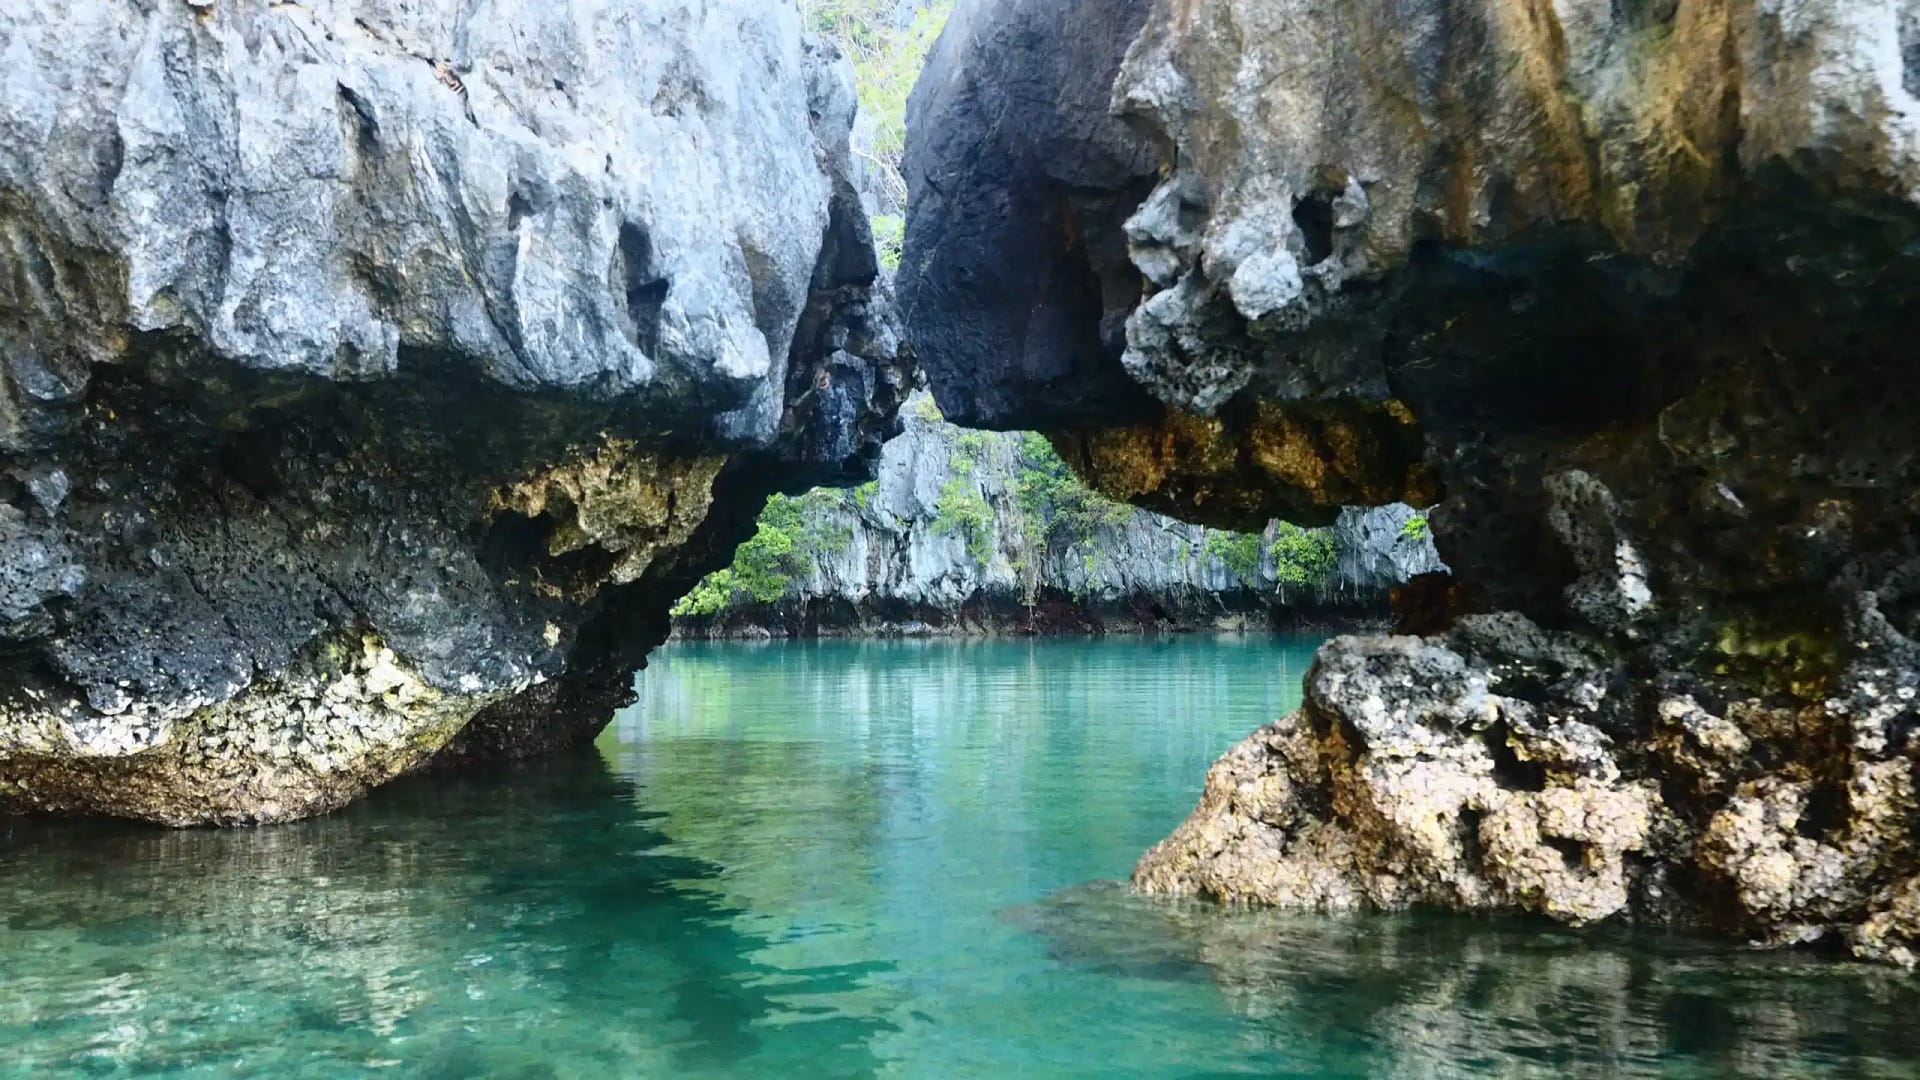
[[1291, 190, 1335, 266]]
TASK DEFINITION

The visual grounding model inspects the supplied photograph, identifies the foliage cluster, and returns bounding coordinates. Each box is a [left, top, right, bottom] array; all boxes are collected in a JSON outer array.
[[933, 478, 994, 561], [1400, 512, 1430, 541], [1204, 531, 1266, 587], [671, 490, 853, 617], [1203, 522, 1338, 593], [932, 449, 995, 561], [911, 393, 946, 424], [870, 214, 906, 272], [1270, 522, 1337, 589], [1013, 433, 1131, 553], [953, 429, 993, 463]]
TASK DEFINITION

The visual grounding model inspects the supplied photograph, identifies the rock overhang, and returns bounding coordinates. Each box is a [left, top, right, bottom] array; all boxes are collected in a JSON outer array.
[[901, 0, 1920, 963]]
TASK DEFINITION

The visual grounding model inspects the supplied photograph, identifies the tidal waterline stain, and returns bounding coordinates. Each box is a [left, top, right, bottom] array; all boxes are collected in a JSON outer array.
[[3, 637, 1918, 1077]]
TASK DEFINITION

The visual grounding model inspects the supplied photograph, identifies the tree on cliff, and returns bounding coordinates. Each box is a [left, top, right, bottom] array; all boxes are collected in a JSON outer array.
[[803, 0, 954, 267]]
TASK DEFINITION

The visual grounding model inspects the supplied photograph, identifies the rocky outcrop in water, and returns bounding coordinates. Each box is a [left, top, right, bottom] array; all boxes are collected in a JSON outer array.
[[672, 392, 1444, 638], [904, 0, 1920, 962], [0, 0, 909, 824]]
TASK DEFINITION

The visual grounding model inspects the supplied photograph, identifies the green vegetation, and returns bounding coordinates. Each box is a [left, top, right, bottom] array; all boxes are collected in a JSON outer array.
[[1400, 512, 1430, 541], [1014, 433, 1131, 552], [1005, 435, 1135, 605], [954, 429, 992, 463], [934, 476, 994, 561], [803, 0, 955, 270], [1271, 522, 1337, 589], [803, 0, 951, 189], [871, 214, 906, 272], [931, 443, 994, 561], [1202, 522, 1336, 592], [911, 394, 945, 424], [798, 488, 856, 555], [1204, 531, 1266, 587], [671, 491, 853, 617]]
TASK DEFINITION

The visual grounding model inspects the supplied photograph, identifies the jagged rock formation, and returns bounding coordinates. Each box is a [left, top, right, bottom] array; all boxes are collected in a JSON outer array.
[[903, 0, 1920, 962], [673, 391, 1444, 638], [0, 0, 909, 824]]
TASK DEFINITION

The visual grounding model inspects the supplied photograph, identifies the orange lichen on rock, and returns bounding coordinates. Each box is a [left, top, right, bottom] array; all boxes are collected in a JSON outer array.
[[489, 441, 728, 591], [1052, 400, 1438, 531]]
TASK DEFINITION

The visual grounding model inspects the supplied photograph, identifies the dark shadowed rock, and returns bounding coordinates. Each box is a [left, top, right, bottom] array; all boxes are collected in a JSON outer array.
[[899, 0, 1159, 431]]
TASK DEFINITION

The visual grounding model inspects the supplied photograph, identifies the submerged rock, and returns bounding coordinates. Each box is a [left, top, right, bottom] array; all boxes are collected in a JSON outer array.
[[904, 0, 1920, 961], [0, 0, 910, 823]]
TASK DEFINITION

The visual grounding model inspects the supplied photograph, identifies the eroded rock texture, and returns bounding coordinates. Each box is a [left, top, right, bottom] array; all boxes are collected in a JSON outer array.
[[904, 0, 1920, 960], [0, 0, 909, 824]]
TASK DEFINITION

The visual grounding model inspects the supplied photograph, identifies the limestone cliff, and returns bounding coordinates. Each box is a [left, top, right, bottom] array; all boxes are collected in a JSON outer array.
[[903, 0, 1920, 963], [0, 0, 910, 824], [672, 391, 1445, 638]]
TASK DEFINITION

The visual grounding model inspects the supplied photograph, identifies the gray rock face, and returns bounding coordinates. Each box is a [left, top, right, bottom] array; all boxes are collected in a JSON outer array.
[[0, 0, 909, 823], [898, 0, 1159, 431], [9, 0, 845, 425], [675, 391, 1445, 637], [904, 0, 1920, 962]]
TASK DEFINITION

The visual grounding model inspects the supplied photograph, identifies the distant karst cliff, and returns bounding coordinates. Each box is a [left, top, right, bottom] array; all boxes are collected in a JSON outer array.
[[903, 0, 1920, 964], [672, 391, 1444, 638]]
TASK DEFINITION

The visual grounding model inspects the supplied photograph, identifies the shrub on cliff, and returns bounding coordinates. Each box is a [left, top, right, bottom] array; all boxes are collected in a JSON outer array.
[[933, 466, 995, 562], [1203, 524, 1337, 593], [671, 492, 852, 617], [1270, 523, 1336, 589], [1205, 531, 1266, 587], [1014, 433, 1131, 553]]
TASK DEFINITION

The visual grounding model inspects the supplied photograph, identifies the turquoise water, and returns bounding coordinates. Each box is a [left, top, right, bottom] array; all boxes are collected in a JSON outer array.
[[3, 636, 1919, 1077]]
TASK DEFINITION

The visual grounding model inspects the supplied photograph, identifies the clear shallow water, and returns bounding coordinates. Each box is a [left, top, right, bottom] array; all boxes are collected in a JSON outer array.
[[2, 636, 1917, 1078]]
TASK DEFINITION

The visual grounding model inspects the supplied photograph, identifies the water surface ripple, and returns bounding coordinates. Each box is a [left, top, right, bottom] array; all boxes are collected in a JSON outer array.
[[4, 637, 1917, 1076]]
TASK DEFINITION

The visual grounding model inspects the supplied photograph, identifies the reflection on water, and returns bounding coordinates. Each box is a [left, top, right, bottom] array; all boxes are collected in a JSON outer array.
[[0, 754, 890, 1077], [1012, 883, 1920, 1078], [4, 637, 1918, 1077]]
